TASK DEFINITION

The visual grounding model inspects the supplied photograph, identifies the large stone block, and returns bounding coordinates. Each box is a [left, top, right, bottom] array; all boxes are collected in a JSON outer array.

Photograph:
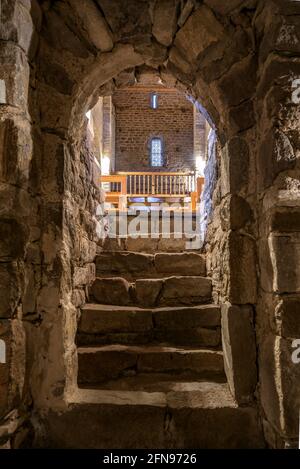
[[135, 279, 163, 307], [271, 208, 300, 232], [221, 304, 257, 404], [0, 184, 32, 224], [0, 0, 34, 55], [96, 0, 152, 43], [68, 0, 113, 52], [257, 129, 296, 192], [23, 264, 40, 315], [174, 5, 225, 63], [227, 99, 255, 134], [215, 55, 256, 107], [178, 0, 195, 27], [154, 252, 206, 276], [40, 134, 66, 200], [228, 232, 257, 304], [260, 334, 300, 439], [134, 40, 167, 68], [0, 219, 27, 261], [38, 84, 72, 134], [269, 233, 300, 293], [77, 238, 97, 265], [0, 118, 33, 187], [42, 9, 89, 58], [73, 264, 95, 288], [220, 195, 253, 231], [0, 42, 29, 111], [96, 251, 153, 275], [39, 59, 75, 96], [0, 264, 22, 319], [0, 319, 25, 419], [91, 277, 132, 306], [275, 295, 300, 339], [257, 6, 300, 65], [168, 47, 194, 80], [161, 276, 212, 305], [152, 0, 179, 47], [220, 137, 249, 197], [37, 283, 60, 315], [204, 0, 245, 15]]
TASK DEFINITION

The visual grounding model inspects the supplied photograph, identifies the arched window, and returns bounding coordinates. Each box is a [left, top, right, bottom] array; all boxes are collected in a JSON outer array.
[[150, 137, 163, 167], [150, 93, 158, 109]]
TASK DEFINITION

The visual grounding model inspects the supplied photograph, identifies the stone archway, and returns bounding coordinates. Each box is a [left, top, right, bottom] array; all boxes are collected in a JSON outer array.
[[0, 0, 300, 449]]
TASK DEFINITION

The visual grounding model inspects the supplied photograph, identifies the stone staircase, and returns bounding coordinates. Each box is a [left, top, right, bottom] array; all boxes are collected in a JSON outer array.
[[46, 244, 264, 448]]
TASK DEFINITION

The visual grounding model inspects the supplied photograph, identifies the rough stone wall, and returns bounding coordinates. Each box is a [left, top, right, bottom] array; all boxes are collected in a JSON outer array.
[[113, 87, 195, 172], [26, 118, 104, 414], [254, 1, 300, 448], [203, 0, 300, 447], [0, 0, 104, 448], [0, 0, 299, 450], [0, 0, 40, 449]]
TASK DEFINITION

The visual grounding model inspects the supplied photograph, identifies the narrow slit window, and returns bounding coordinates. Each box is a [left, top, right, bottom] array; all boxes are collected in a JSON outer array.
[[150, 138, 163, 167], [150, 93, 158, 109]]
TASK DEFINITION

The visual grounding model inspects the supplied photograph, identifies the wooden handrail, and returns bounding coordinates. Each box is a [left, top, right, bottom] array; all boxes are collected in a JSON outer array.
[[100, 172, 204, 211], [116, 171, 195, 176]]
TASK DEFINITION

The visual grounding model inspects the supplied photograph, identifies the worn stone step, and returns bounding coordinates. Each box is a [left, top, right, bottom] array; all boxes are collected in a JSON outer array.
[[77, 345, 224, 385], [98, 235, 202, 253], [96, 251, 206, 278], [42, 384, 264, 448], [91, 275, 212, 307], [77, 304, 221, 347], [78, 373, 227, 391]]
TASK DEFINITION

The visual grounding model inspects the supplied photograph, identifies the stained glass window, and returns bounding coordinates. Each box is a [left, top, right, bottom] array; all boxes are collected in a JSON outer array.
[[150, 138, 163, 167]]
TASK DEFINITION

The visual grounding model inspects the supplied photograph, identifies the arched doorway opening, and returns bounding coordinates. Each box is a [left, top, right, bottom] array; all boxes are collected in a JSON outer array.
[[29, 6, 260, 446], [1, 0, 299, 449]]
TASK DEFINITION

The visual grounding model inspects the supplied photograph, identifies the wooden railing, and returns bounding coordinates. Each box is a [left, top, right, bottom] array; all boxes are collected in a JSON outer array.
[[100, 172, 204, 211], [118, 171, 196, 197]]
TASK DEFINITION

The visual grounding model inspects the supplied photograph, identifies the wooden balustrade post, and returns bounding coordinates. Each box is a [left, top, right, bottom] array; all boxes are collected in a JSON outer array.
[[191, 192, 197, 212], [121, 175, 127, 196], [120, 176, 127, 211], [197, 177, 205, 199]]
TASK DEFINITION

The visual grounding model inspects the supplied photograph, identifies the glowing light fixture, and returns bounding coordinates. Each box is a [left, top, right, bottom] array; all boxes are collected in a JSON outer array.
[[101, 155, 111, 175], [196, 155, 206, 177]]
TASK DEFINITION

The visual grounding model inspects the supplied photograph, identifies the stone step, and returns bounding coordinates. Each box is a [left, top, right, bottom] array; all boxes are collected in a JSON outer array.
[[98, 235, 202, 253], [78, 373, 227, 391], [96, 251, 206, 278], [91, 275, 212, 307], [43, 384, 264, 448], [77, 304, 221, 347], [77, 345, 224, 385]]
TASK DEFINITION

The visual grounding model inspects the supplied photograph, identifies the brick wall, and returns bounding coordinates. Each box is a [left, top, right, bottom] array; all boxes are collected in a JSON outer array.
[[113, 87, 196, 172]]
